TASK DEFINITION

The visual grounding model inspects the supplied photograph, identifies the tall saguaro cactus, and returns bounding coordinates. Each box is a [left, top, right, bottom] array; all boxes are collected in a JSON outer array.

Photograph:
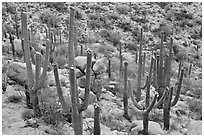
[[22, 12, 50, 117], [68, 7, 92, 134], [136, 28, 143, 102], [68, 7, 75, 67], [69, 50, 92, 135]]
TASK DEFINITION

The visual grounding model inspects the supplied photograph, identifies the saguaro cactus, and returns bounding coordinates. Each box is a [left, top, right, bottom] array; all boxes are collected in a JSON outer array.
[[53, 63, 70, 113], [9, 33, 16, 60], [123, 62, 130, 120], [22, 12, 50, 117], [92, 78, 102, 135], [136, 28, 143, 102], [107, 58, 111, 79], [68, 12, 93, 133], [69, 50, 92, 135]]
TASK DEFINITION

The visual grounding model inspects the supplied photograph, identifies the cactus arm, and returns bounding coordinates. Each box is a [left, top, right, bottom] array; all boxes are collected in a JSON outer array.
[[36, 39, 50, 90], [145, 57, 154, 107], [154, 87, 169, 108], [171, 69, 184, 107], [53, 63, 70, 112], [129, 81, 144, 110], [142, 52, 146, 77], [159, 32, 164, 87], [22, 12, 34, 89], [70, 66, 81, 134], [136, 28, 143, 102], [123, 62, 130, 120], [163, 87, 173, 130], [141, 76, 148, 89], [94, 103, 101, 135], [32, 52, 41, 91], [165, 37, 173, 87], [80, 50, 92, 112], [144, 94, 157, 114], [68, 7, 75, 67]]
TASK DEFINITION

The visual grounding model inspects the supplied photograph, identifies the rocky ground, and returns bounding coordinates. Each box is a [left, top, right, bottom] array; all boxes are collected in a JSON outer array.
[[2, 2, 202, 135]]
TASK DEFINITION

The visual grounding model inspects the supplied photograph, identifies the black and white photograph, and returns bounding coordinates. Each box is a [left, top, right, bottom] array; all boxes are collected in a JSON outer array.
[[1, 1, 202, 135]]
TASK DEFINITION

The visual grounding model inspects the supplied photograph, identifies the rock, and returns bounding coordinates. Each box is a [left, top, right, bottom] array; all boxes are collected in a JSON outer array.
[[92, 57, 108, 75], [14, 39, 23, 56], [100, 91, 116, 101], [7, 62, 39, 86], [104, 81, 120, 95], [83, 104, 94, 118], [130, 120, 164, 135], [110, 119, 127, 131], [187, 120, 202, 135], [77, 75, 94, 88], [83, 118, 112, 135], [75, 56, 96, 72], [79, 90, 96, 105], [47, 71, 69, 88], [168, 130, 183, 135]]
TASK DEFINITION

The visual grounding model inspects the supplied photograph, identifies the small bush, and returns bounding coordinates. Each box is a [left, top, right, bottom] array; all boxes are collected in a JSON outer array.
[[7, 95, 22, 103], [41, 102, 67, 126], [116, 3, 130, 15], [21, 109, 34, 120], [188, 98, 202, 119], [39, 10, 60, 28]]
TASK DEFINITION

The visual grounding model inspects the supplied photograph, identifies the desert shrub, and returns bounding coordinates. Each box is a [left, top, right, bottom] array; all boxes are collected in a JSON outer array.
[[88, 20, 102, 30], [55, 55, 68, 68], [39, 10, 60, 28], [117, 16, 132, 32], [7, 95, 22, 103], [106, 30, 121, 46], [41, 102, 66, 126], [182, 78, 202, 98], [21, 109, 34, 120], [55, 43, 67, 56], [116, 3, 130, 15], [149, 109, 163, 123], [188, 98, 202, 119], [45, 2, 67, 13]]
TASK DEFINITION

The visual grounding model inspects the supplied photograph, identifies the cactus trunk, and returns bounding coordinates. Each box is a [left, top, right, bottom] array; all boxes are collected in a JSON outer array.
[[123, 62, 130, 120], [136, 28, 143, 102], [94, 103, 101, 135], [163, 87, 173, 130]]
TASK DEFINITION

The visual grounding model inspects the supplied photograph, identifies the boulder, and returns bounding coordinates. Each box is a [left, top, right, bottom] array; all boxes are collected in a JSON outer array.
[[77, 75, 94, 88], [82, 104, 94, 118], [104, 81, 120, 95], [83, 118, 113, 135], [130, 120, 164, 135], [14, 39, 23, 56], [92, 57, 108, 75], [79, 90, 96, 105], [75, 56, 96, 72], [187, 120, 202, 135], [47, 71, 69, 88], [7, 62, 38, 86]]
